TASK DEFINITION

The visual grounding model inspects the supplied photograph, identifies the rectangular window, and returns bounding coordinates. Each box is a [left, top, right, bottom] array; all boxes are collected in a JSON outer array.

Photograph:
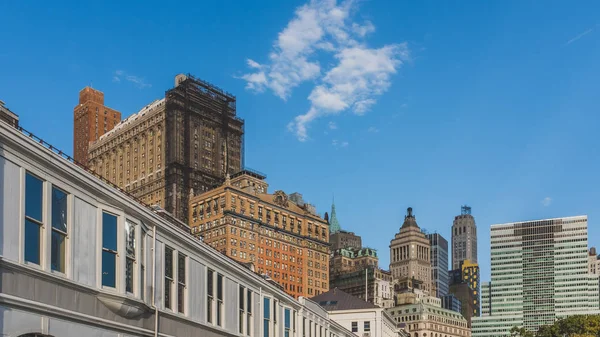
[[364, 321, 370, 332], [274, 299, 278, 324], [178, 253, 186, 313], [164, 246, 174, 309], [207, 269, 214, 323], [102, 212, 118, 287], [25, 173, 43, 265], [351, 322, 358, 333], [141, 227, 146, 301], [51, 186, 68, 272], [303, 318, 306, 337], [264, 297, 271, 337], [284, 308, 291, 337], [125, 220, 136, 293], [240, 286, 245, 334], [217, 273, 224, 326], [247, 289, 253, 336]]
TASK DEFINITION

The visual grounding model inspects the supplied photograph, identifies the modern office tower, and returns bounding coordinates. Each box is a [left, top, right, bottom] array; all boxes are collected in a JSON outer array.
[[87, 74, 244, 222], [481, 282, 491, 316], [472, 216, 600, 337], [188, 170, 329, 298], [427, 232, 450, 297], [442, 294, 462, 313], [0, 100, 19, 128], [73, 87, 121, 165], [452, 205, 477, 269], [389, 207, 434, 294], [449, 259, 480, 327]]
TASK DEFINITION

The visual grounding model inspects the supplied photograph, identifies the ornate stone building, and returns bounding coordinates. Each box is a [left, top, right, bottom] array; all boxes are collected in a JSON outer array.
[[389, 207, 434, 294], [188, 169, 329, 298], [87, 74, 244, 222], [73, 86, 121, 166]]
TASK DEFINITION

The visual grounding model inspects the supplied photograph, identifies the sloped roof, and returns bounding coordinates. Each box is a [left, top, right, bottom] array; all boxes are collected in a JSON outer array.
[[310, 288, 378, 311]]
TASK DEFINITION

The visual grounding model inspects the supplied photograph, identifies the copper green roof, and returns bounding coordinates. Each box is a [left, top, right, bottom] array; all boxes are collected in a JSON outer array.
[[329, 198, 341, 234]]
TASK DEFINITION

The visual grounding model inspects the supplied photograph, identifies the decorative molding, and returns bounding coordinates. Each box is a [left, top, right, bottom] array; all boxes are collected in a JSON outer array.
[[272, 190, 289, 208]]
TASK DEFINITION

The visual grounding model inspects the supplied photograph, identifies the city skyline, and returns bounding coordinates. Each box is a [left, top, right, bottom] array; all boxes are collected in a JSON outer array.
[[2, 0, 600, 284]]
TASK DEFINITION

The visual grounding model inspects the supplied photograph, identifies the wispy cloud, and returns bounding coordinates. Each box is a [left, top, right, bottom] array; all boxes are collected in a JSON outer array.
[[241, 0, 408, 141], [332, 139, 349, 148], [328, 121, 338, 130], [564, 28, 594, 46], [113, 70, 152, 89], [367, 126, 379, 133], [541, 197, 552, 207]]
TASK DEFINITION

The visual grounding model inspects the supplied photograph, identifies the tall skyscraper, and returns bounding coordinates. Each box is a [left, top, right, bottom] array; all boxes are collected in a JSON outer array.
[[87, 74, 244, 222], [472, 216, 600, 337], [389, 207, 434, 294], [452, 205, 477, 269], [449, 259, 480, 327], [189, 170, 329, 298], [73, 87, 121, 165], [426, 233, 449, 297]]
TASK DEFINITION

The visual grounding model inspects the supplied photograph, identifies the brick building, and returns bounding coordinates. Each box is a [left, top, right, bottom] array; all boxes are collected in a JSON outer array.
[[189, 170, 330, 298]]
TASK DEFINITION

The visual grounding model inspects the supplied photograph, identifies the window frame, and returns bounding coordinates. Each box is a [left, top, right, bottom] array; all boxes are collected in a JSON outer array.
[[50, 185, 69, 274], [23, 171, 45, 267], [124, 218, 137, 294], [177, 252, 187, 314], [100, 209, 120, 290], [164, 245, 174, 310]]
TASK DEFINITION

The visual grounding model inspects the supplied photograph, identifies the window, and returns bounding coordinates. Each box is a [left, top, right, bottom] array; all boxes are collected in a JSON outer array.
[[51, 187, 68, 272], [102, 212, 118, 287], [247, 289, 252, 336], [178, 253, 186, 313], [125, 220, 136, 293], [284, 308, 291, 337], [141, 227, 146, 300], [351, 322, 358, 333], [303, 318, 306, 337], [240, 286, 245, 334], [165, 246, 174, 309], [264, 297, 271, 337], [364, 321, 370, 332], [25, 173, 44, 264], [207, 269, 214, 323], [217, 273, 224, 326]]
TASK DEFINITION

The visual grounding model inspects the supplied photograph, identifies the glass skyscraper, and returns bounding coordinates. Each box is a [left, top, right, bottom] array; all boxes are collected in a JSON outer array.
[[427, 233, 449, 297], [472, 216, 600, 337]]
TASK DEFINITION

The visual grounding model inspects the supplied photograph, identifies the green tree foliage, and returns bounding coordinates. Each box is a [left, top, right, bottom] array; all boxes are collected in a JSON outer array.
[[511, 315, 600, 337]]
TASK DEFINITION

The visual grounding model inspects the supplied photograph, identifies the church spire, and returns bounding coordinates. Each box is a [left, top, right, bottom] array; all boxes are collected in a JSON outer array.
[[329, 196, 341, 234]]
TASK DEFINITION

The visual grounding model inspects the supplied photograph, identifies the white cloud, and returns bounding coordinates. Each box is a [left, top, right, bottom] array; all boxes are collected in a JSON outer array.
[[328, 121, 338, 130], [113, 70, 151, 89], [367, 126, 379, 133], [240, 0, 408, 141], [564, 28, 594, 46], [332, 139, 349, 148], [541, 197, 552, 207]]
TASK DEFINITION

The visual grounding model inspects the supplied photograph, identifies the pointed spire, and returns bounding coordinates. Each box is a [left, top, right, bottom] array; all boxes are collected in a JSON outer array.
[[329, 195, 341, 234]]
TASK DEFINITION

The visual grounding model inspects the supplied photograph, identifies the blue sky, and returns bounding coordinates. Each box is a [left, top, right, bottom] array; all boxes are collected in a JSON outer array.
[[1, 0, 599, 282]]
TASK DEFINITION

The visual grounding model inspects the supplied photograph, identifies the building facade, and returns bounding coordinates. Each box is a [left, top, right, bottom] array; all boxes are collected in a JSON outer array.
[[0, 99, 19, 128], [387, 289, 471, 337], [330, 230, 363, 251], [472, 216, 600, 337], [312, 288, 406, 337], [442, 294, 462, 313], [188, 170, 329, 298], [0, 119, 354, 337], [448, 260, 480, 327], [73, 86, 121, 165], [329, 266, 395, 309], [451, 206, 477, 270], [87, 74, 244, 223], [389, 208, 434, 294], [427, 233, 449, 298], [330, 247, 379, 275]]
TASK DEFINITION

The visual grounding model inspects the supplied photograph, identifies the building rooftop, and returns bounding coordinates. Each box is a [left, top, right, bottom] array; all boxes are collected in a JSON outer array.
[[95, 98, 165, 144], [401, 207, 420, 229], [311, 288, 379, 311]]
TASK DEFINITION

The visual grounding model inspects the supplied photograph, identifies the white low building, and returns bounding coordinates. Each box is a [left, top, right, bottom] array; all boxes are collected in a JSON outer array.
[[311, 288, 408, 337], [0, 119, 353, 337]]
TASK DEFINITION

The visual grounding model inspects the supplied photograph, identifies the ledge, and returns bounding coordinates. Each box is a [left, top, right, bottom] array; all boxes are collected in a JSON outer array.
[[97, 292, 151, 318]]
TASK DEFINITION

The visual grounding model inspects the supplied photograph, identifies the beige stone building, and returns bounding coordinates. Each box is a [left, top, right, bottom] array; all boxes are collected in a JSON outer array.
[[188, 170, 329, 298], [86, 74, 244, 222], [390, 207, 434, 294]]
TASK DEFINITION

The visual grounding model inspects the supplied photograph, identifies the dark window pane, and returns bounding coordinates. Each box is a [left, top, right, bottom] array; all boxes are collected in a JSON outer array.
[[207, 297, 213, 323], [51, 187, 68, 232], [240, 286, 245, 310], [217, 301, 222, 326], [126, 258, 134, 292], [264, 297, 270, 318], [165, 280, 171, 309], [165, 247, 173, 278], [178, 254, 186, 282], [51, 230, 66, 272], [217, 274, 223, 300], [102, 212, 118, 251], [247, 290, 252, 313], [102, 250, 116, 287], [24, 219, 40, 264], [25, 173, 43, 221], [285, 309, 290, 328], [207, 269, 214, 295], [125, 220, 135, 258], [178, 284, 185, 313]]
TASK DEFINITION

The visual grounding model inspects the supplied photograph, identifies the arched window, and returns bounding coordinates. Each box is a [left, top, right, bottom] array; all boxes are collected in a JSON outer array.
[[415, 333, 419, 337]]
